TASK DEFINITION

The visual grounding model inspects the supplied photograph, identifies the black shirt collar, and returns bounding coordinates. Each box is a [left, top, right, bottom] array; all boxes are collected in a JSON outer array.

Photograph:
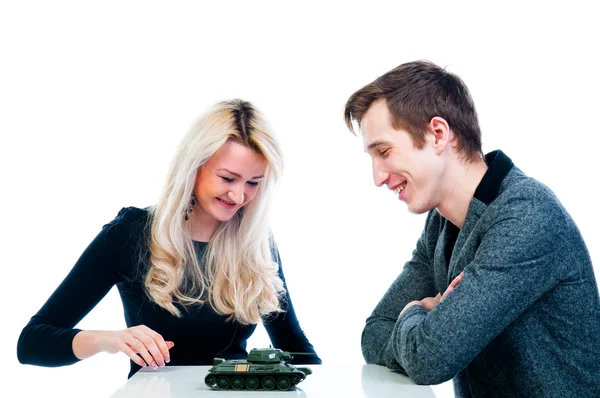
[[473, 150, 514, 205]]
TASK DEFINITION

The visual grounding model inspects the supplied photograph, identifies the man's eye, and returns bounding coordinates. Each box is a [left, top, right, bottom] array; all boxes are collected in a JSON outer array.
[[221, 177, 234, 182], [247, 181, 259, 186], [380, 149, 391, 158]]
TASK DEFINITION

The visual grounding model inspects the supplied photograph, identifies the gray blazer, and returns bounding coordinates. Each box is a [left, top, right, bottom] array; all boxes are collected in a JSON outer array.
[[362, 151, 600, 397]]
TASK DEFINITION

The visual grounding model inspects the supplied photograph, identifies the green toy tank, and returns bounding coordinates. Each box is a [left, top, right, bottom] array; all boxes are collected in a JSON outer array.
[[204, 347, 313, 391]]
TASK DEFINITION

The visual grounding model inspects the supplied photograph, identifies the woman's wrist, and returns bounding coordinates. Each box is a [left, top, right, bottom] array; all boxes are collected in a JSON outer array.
[[72, 330, 105, 360]]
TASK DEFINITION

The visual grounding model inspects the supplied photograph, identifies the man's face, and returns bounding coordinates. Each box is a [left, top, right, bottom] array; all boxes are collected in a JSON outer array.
[[361, 99, 445, 214]]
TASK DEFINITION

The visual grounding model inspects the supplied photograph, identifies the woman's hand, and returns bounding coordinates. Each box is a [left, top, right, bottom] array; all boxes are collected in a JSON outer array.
[[73, 325, 174, 369]]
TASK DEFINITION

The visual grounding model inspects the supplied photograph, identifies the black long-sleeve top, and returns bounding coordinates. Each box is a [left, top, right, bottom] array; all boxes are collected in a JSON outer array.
[[17, 207, 321, 377]]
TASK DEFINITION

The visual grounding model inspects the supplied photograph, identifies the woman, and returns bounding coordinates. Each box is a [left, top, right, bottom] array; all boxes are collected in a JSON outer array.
[[17, 99, 321, 377]]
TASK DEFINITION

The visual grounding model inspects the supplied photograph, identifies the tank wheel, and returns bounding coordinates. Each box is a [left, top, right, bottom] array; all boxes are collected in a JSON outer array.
[[245, 376, 259, 390], [216, 376, 230, 390], [290, 374, 300, 385], [205, 374, 217, 387], [277, 376, 291, 390], [262, 376, 276, 390], [230, 376, 244, 390]]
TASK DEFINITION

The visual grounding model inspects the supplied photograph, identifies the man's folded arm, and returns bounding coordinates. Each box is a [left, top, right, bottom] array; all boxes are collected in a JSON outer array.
[[390, 211, 570, 384], [361, 216, 437, 368]]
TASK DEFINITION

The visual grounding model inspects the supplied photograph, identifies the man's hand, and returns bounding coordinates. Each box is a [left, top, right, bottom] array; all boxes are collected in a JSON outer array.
[[399, 272, 463, 317], [441, 271, 463, 300]]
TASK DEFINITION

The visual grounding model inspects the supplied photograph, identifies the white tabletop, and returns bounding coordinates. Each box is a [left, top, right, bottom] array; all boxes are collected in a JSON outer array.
[[110, 364, 436, 398]]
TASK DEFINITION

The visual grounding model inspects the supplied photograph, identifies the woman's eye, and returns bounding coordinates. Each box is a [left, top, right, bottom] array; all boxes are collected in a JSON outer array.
[[247, 181, 259, 186], [221, 177, 234, 182]]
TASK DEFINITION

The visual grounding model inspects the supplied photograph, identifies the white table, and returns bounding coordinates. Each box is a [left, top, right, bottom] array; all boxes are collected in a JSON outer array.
[[110, 364, 436, 397]]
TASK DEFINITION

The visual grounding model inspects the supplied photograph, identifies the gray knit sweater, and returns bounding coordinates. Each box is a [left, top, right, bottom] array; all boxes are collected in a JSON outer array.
[[361, 151, 600, 397]]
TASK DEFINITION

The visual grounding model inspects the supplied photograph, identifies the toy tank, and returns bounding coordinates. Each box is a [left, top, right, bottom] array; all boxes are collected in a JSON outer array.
[[204, 347, 313, 391]]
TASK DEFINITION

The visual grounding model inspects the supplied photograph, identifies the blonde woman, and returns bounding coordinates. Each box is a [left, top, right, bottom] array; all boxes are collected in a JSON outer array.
[[17, 99, 321, 377]]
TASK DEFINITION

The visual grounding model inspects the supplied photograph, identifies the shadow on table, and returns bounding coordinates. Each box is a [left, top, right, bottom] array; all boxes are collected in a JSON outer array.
[[361, 364, 437, 398], [193, 383, 308, 396], [110, 374, 173, 398]]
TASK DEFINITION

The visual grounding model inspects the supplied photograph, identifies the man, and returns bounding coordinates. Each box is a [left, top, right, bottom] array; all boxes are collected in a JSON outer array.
[[344, 60, 600, 397]]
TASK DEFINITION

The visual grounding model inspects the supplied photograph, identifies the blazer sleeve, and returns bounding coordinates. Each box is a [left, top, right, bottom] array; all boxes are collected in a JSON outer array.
[[391, 197, 573, 384], [361, 211, 437, 370], [262, 238, 322, 364], [16, 207, 142, 367]]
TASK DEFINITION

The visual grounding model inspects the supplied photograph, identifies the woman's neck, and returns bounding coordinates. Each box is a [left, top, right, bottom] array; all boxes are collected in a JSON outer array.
[[190, 209, 220, 242]]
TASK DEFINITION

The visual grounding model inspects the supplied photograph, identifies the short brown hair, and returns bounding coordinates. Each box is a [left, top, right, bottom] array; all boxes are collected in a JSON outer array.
[[344, 60, 483, 159]]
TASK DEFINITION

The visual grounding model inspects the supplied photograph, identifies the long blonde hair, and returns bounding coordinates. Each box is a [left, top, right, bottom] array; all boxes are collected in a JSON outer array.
[[146, 99, 284, 325]]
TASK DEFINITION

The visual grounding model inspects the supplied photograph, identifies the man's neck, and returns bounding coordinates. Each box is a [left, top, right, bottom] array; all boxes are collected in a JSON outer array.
[[436, 156, 488, 229]]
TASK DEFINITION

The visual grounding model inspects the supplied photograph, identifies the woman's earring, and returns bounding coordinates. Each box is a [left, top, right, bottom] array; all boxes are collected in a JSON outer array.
[[185, 192, 196, 221]]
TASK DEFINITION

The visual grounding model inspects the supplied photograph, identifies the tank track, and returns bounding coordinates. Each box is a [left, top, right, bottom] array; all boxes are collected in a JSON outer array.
[[205, 372, 305, 390]]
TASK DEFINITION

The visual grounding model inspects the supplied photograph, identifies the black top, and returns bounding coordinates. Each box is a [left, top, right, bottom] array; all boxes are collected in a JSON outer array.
[[473, 150, 514, 205], [17, 207, 321, 377], [444, 149, 514, 264]]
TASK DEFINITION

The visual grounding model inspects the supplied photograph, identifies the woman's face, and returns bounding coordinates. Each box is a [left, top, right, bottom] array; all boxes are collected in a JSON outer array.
[[193, 139, 266, 223]]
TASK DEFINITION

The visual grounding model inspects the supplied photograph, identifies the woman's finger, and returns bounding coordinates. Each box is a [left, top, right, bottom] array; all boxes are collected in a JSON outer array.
[[122, 325, 173, 367], [117, 340, 146, 368], [128, 336, 157, 369], [132, 325, 165, 368], [143, 327, 171, 364]]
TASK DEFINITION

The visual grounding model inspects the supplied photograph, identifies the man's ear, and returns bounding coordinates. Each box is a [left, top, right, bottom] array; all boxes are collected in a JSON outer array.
[[427, 117, 451, 155]]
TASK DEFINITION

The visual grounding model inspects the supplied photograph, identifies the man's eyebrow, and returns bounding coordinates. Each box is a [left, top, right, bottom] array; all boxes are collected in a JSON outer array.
[[217, 168, 264, 179], [365, 140, 390, 152]]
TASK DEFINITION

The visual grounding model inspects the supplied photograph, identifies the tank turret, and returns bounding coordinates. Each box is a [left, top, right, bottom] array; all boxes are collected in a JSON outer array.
[[204, 347, 313, 391]]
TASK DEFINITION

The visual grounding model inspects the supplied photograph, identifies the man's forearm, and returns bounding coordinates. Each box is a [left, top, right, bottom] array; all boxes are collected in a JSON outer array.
[[361, 315, 402, 369]]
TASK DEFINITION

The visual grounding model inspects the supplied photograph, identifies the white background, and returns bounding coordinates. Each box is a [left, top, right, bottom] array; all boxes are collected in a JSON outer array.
[[1, 1, 599, 397]]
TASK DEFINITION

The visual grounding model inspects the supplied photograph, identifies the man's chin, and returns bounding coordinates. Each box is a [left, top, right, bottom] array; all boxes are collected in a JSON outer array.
[[406, 203, 430, 215]]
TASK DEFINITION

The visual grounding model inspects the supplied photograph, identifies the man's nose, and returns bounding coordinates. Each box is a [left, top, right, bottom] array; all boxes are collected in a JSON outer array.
[[372, 162, 389, 187]]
